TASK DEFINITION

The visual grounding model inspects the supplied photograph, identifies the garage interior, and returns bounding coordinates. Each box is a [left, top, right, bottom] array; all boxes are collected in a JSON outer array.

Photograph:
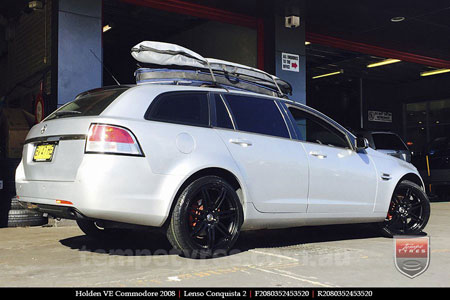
[[306, 43, 450, 153], [1, 0, 450, 227], [305, 0, 450, 200], [305, 0, 450, 153], [102, 0, 259, 86]]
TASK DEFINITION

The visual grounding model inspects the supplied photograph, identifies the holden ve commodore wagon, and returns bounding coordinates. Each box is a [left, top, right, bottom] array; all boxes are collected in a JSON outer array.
[[16, 84, 430, 257]]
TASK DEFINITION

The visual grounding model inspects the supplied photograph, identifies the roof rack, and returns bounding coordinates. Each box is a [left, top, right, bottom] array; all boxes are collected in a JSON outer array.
[[131, 41, 292, 98]]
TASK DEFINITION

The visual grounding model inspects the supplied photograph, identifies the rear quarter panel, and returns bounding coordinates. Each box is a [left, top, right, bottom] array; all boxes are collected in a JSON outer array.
[[101, 86, 249, 210], [102, 86, 245, 178]]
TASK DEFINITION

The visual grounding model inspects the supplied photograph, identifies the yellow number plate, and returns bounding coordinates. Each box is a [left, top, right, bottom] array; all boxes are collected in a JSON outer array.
[[33, 143, 56, 162]]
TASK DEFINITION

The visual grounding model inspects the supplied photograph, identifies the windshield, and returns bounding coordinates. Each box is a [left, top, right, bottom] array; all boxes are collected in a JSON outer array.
[[372, 133, 408, 151], [45, 88, 128, 121]]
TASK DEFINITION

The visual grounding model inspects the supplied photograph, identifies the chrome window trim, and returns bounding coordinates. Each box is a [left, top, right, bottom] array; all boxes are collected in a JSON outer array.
[[276, 100, 299, 140], [218, 94, 237, 130], [25, 134, 87, 145], [274, 100, 293, 139]]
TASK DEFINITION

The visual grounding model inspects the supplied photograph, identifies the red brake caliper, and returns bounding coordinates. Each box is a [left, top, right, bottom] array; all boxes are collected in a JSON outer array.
[[387, 200, 396, 220], [189, 201, 203, 228]]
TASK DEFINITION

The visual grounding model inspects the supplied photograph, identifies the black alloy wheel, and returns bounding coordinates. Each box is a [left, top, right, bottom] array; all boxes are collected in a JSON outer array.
[[381, 180, 430, 237], [167, 176, 243, 258]]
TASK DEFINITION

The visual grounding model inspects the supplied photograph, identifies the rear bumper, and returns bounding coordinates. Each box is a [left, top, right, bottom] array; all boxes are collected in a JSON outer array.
[[15, 155, 184, 227], [19, 200, 79, 220]]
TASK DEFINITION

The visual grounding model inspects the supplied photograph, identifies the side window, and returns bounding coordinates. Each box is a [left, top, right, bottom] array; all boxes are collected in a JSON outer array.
[[288, 106, 350, 149], [146, 92, 209, 126], [224, 95, 289, 138], [214, 94, 234, 129]]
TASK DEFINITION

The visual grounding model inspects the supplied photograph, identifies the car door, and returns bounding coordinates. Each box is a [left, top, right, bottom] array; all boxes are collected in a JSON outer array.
[[285, 105, 378, 214], [212, 93, 309, 213]]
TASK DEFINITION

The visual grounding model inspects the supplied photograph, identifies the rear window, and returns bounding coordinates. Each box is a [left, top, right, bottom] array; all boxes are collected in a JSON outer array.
[[372, 133, 408, 150], [146, 92, 209, 127], [46, 88, 127, 120]]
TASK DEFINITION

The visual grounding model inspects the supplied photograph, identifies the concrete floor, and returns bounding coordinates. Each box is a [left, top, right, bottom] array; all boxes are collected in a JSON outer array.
[[0, 202, 449, 287]]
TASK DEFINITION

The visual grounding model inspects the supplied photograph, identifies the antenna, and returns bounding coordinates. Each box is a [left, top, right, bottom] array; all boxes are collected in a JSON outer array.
[[89, 49, 121, 86]]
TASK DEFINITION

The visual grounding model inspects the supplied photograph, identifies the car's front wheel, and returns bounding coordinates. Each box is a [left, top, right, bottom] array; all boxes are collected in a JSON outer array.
[[380, 180, 430, 237], [166, 176, 243, 258]]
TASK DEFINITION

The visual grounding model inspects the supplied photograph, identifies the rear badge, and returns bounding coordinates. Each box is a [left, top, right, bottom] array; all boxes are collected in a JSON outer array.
[[40, 124, 47, 134], [394, 236, 430, 278]]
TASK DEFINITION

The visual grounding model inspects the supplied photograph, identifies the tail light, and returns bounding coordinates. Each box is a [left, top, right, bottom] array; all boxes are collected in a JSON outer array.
[[85, 124, 143, 156]]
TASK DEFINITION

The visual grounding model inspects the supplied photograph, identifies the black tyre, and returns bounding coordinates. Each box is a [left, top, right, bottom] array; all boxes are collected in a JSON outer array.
[[166, 176, 243, 258], [7, 209, 48, 227], [10, 197, 24, 210], [380, 180, 430, 237], [76, 219, 116, 239]]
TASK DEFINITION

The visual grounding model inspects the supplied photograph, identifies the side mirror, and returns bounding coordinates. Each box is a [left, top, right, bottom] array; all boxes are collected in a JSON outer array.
[[355, 137, 369, 152]]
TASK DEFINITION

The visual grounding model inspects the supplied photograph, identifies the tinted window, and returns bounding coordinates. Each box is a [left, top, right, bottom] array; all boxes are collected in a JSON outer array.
[[214, 95, 234, 129], [46, 88, 128, 120], [147, 92, 209, 126], [288, 107, 350, 149], [372, 133, 408, 150], [225, 95, 289, 138]]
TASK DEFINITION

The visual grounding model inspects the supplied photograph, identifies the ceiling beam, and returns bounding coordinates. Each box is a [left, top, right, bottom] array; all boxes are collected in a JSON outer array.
[[120, 0, 258, 28], [119, 0, 265, 69], [306, 32, 450, 69]]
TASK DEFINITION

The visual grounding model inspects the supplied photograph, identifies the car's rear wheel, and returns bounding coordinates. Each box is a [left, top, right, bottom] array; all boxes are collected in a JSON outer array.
[[380, 180, 430, 237], [166, 176, 243, 258]]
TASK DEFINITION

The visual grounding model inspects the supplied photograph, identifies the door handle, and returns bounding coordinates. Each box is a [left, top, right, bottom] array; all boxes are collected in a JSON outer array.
[[381, 173, 392, 181], [310, 151, 327, 159], [229, 139, 253, 147]]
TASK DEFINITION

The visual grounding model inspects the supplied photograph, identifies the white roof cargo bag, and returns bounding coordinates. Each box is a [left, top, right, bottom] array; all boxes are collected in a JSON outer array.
[[131, 41, 292, 97]]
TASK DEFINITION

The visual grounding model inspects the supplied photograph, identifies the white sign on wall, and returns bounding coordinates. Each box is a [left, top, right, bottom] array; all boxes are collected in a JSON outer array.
[[368, 110, 392, 123], [282, 53, 300, 72]]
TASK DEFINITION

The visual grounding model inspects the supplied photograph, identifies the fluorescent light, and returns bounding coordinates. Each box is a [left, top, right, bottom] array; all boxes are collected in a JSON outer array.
[[312, 70, 343, 79], [420, 68, 450, 77], [367, 58, 401, 68], [103, 24, 112, 32], [305, 41, 311, 45]]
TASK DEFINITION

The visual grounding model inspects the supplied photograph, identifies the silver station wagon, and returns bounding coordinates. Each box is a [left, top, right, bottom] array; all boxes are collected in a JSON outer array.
[[16, 43, 430, 258]]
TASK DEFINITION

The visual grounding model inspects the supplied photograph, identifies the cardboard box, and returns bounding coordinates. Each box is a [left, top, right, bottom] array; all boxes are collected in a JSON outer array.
[[0, 108, 31, 158]]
